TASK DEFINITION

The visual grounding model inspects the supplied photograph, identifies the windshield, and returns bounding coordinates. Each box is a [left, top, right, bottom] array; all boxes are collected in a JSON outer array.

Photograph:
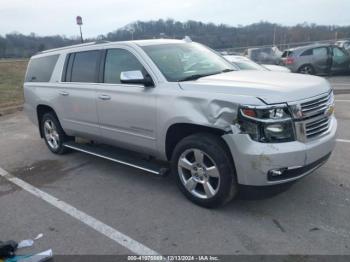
[[141, 43, 236, 82]]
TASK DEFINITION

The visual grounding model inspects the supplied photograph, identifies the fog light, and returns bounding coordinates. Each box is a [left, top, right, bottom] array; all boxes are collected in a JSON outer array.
[[268, 168, 287, 177]]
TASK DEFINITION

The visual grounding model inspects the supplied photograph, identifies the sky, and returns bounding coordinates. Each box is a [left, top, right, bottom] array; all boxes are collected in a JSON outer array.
[[0, 0, 349, 38]]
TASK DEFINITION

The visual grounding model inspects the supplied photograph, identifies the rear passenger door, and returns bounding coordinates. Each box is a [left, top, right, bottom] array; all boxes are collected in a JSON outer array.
[[96, 48, 157, 154], [58, 50, 101, 139]]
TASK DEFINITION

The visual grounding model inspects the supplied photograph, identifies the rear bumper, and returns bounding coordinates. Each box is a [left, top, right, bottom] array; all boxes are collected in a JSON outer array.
[[222, 117, 337, 186]]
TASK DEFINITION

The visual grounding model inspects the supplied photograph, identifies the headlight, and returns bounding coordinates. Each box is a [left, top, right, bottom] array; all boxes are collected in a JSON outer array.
[[238, 105, 295, 143]]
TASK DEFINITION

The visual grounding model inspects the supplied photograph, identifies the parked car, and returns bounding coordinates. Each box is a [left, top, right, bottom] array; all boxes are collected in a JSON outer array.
[[224, 55, 291, 72], [335, 40, 350, 54], [24, 39, 337, 208], [281, 44, 350, 75], [245, 46, 282, 65]]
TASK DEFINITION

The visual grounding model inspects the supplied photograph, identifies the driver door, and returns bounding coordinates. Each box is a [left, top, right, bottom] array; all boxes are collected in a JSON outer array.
[[331, 46, 350, 73]]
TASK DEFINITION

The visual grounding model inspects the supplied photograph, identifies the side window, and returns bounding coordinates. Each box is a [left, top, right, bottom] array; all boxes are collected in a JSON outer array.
[[70, 50, 100, 82], [300, 49, 312, 56], [312, 47, 328, 58], [104, 49, 144, 84], [25, 55, 59, 82], [333, 47, 346, 58]]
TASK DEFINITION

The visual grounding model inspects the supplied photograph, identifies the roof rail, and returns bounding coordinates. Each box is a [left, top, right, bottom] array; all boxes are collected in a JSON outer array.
[[38, 41, 110, 54]]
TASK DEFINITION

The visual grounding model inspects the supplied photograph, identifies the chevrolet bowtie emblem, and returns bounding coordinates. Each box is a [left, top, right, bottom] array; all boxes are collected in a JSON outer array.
[[325, 104, 335, 117]]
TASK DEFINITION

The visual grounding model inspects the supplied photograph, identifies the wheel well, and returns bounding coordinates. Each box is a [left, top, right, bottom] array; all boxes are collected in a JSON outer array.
[[165, 123, 226, 160], [36, 105, 56, 137]]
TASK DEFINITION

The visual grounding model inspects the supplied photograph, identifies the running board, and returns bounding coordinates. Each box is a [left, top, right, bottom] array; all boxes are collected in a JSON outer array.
[[63, 141, 169, 176]]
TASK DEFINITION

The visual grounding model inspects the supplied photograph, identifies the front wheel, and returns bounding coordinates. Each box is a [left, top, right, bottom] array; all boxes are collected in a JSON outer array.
[[171, 133, 238, 208]]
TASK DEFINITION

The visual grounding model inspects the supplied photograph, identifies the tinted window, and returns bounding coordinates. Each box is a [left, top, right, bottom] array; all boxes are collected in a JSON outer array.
[[71, 50, 99, 82], [104, 49, 144, 84], [281, 51, 293, 58], [25, 55, 59, 82], [333, 47, 346, 57], [313, 47, 328, 58], [300, 49, 312, 56]]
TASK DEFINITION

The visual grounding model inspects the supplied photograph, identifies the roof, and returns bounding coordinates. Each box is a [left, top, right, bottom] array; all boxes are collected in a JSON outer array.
[[133, 39, 187, 46], [286, 43, 331, 52], [37, 39, 187, 56]]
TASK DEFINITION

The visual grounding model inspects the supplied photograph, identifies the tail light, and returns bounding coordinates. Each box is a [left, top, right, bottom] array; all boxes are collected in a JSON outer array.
[[285, 57, 294, 65]]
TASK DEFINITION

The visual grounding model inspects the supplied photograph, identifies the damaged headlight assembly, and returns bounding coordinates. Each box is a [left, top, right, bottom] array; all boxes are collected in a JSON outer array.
[[237, 105, 295, 143]]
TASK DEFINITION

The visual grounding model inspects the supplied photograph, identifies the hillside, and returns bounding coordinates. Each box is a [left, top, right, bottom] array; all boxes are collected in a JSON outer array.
[[1, 20, 350, 58]]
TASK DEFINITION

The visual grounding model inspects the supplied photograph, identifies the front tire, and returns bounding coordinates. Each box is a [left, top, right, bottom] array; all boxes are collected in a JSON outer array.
[[41, 112, 71, 154], [171, 133, 238, 208]]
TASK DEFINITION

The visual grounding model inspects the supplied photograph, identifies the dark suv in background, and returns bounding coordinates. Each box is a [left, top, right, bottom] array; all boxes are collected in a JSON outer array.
[[281, 44, 350, 75]]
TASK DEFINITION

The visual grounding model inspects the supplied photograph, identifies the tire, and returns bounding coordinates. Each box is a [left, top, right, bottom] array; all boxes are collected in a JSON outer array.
[[171, 133, 238, 208], [298, 64, 315, 75], [41, 112, 71, 154]]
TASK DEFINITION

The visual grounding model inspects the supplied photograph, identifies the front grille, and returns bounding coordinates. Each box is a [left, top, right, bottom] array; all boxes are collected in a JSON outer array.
[[296, 91, 334, 140], [305, 116, 331, 139], [300, 92, 333, 118]]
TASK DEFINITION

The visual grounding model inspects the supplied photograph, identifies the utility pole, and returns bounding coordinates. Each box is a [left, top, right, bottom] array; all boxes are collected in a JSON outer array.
[[273, 25, 276, 46], [129, 28, 135, 40], [76, 16, 84, 43]]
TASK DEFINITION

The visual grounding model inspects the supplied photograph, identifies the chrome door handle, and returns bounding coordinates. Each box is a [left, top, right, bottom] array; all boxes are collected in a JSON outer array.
[[59, 91, 69, 96], [98, 94, 111, 100]]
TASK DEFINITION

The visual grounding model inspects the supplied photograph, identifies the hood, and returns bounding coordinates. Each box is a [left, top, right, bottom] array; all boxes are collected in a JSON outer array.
[[179, 71, 331, 104]]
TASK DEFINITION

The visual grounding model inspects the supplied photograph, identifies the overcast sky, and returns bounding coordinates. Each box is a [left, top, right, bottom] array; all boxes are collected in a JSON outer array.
[[1, 0, 349, 38]]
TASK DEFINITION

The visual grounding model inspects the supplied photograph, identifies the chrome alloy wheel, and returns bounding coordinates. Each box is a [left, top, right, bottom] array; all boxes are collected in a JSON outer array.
[[43, 119, 60, 150], [178, 148, 220, 199]]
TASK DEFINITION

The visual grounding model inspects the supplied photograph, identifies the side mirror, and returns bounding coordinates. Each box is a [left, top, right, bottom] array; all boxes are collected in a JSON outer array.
[[120, 70, 154, 87]]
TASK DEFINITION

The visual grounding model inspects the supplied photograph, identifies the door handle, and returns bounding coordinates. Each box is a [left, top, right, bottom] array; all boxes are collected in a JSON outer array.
[[59, 91, 69, 96], [98, 94, 111, 100]]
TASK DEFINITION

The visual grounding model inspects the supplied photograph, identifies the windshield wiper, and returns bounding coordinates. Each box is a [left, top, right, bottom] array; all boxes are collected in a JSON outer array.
[[178, 69, 235, 82], [178, 74, 211, 82], [221, 68, 235, 73]]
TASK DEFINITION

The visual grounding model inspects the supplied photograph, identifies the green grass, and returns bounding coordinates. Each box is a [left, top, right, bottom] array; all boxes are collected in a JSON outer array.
[[0, 59, 28, 108]]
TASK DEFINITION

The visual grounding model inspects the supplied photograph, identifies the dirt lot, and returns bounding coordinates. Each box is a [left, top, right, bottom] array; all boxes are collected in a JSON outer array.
[[0, 59, 27, 108]]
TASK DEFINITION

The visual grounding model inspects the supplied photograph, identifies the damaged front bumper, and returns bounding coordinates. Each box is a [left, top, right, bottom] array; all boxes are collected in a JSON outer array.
[[222, 116, 337, 186]]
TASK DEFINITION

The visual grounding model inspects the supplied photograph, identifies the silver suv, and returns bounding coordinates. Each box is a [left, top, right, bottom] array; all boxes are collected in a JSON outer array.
[[24, 39, 337, 208]]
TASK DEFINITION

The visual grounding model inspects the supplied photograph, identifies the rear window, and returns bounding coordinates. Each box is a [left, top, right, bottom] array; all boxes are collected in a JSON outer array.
[[70, 50, 100, 82], [281, 51, 293, 58], [25, 55, 59, 82]]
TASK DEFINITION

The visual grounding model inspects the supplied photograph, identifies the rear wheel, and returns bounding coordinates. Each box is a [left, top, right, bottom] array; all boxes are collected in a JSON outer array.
[[171, 133, 238, 208], [41, 112, 71, 154], [298, 64, 315, 75]]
